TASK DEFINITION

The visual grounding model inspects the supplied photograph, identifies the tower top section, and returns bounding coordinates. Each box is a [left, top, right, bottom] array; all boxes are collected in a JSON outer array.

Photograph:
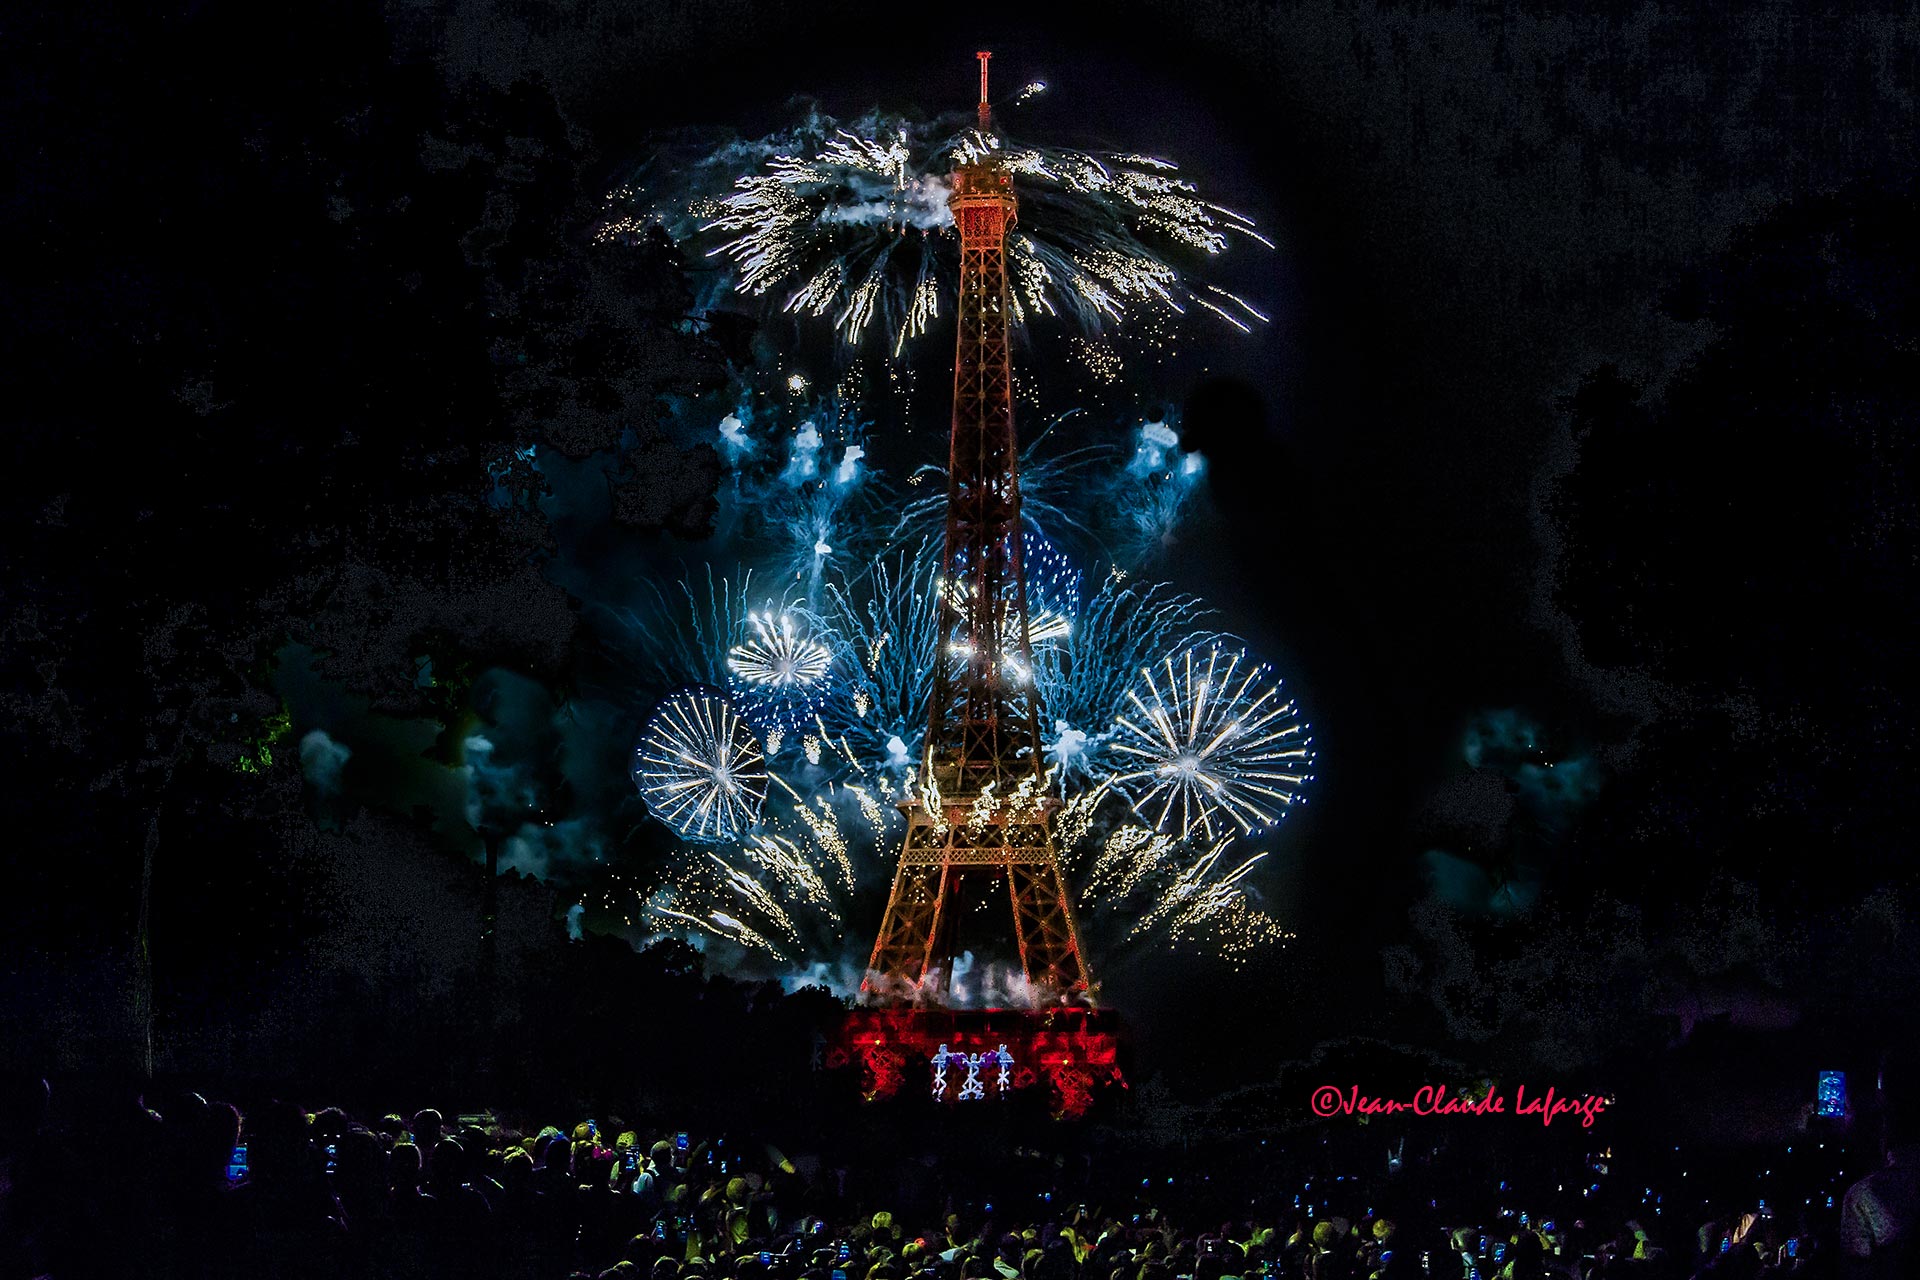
[[953, 52, 1015, 229]]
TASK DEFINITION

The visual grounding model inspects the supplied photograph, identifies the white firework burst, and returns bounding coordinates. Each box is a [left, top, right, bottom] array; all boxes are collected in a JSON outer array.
[[1109, 645, 1314, 841], [633, 689, 769, 843], [622, 101, 1272, 355], [726, 610, 834, 737]]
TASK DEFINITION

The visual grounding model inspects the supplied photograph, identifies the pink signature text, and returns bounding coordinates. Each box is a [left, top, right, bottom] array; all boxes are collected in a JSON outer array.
[[1310, 1084, 1610, 1128]]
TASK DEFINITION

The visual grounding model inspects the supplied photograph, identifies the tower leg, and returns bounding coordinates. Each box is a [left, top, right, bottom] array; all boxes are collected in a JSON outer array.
[[866, 855, 942, 996], [918, 859, 954, 995], [1006, 866, 1034, 996], [1008, 860, 1088, 998]]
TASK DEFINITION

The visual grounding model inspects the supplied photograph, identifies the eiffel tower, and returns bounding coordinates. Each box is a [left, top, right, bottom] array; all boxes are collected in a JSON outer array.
[[862, 53, 1091, 1005]]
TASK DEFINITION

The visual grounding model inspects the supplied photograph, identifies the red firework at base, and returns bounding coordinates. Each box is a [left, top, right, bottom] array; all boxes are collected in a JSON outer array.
[[831, 1008, 1124, 1120]]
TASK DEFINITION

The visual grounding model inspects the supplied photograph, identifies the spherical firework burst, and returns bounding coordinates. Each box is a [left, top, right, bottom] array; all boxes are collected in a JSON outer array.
[[726, 610, 834, 739], [1109, 645, 1314, 841], [613, 105, 1271, 356], [633, 688, 769, 843]]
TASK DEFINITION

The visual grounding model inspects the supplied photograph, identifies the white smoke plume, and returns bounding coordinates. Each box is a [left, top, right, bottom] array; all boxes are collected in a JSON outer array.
[[299, 729, 352, 794]]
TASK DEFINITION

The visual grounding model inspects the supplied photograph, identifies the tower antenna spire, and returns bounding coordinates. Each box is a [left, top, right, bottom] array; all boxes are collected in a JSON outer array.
[[976, 50, 992, 129]]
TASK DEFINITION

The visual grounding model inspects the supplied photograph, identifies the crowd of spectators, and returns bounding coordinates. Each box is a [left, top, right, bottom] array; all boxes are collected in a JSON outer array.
[[0, 1079, 1908, 1280]]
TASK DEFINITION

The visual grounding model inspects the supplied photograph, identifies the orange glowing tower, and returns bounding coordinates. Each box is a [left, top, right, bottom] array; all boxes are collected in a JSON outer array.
[[863, 53, 1091, 1004]]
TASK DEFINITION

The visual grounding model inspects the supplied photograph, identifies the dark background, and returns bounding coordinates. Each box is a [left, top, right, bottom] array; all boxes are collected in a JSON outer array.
[[4, 0, 1918, 1137]]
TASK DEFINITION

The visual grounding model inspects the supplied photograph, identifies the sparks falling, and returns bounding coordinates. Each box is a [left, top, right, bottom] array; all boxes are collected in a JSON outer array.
[[632, 774, 898, 958], [614, 101, 1272, 355], [940, 528, 1083, 663], [1057, 809, 1293, 968]]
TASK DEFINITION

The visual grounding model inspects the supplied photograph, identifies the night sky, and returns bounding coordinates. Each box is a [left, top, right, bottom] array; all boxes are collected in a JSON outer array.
[[5, 0, 1919, 1120]]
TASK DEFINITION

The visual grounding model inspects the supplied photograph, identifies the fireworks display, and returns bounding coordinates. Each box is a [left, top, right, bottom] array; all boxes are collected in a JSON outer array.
[[1132, 840, 1293, 963], [632, 689, 770, 843], [1034, 573, 1219, 790], [1108, 645, 1315, 842], [818, 545, 942, 773], [535, 73, 1315, 986], [1074, 822, 1294, 967], [1016, 531, 1081, 646], [612, 106, 1271, 356], [625, 773, 902, 959], [940, 529, 1083, 668], [726, 610, 834, 739]]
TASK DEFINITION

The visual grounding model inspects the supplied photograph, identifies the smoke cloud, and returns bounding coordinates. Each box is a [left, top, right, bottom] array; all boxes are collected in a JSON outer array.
[[298, 729, 352, 794]]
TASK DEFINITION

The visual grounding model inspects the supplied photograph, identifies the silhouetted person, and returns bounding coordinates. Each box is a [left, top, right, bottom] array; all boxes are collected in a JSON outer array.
[[155, 1093, 241, 1274], [427, 1136, 494, 1274], [0, 1075, 54, 1280], [1842, 1053, 1920, 1278], [412, 1108, 445, 1161], [219, 1100, 345, 1279], [1496, 1233, 1553, 1280], [1308, 1223, 1350, 1280]]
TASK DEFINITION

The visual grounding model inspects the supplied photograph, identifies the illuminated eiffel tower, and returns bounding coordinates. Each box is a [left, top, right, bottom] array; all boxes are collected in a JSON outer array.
[[862, 53, 1091, 1005]]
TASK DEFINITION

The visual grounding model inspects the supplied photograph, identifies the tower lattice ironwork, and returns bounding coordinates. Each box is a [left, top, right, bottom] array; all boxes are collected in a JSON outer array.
[[863, 53, 1091, 1005]]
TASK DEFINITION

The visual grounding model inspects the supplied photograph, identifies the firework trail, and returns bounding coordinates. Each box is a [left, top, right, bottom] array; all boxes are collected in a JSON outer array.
[[742, 831, 838, 920], [707, 851, 803, 944], [1132, 839, 1293, 964], [818, 543, 943, 775], [694, 387, 889, 597], [1082, 823, 1179, 903], [1108, 644, 1315, 842], [633, 772, 900, 959], [1054, 809, 1293, 969], [1034, 574, 1221, 789], [596, 566, 758, 697], [611, 102, 1272, 356]]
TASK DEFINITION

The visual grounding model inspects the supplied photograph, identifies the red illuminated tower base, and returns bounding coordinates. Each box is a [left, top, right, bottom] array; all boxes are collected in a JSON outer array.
[[840, 54, 1122, 1118], [831, 1007, 1124, 1120]]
